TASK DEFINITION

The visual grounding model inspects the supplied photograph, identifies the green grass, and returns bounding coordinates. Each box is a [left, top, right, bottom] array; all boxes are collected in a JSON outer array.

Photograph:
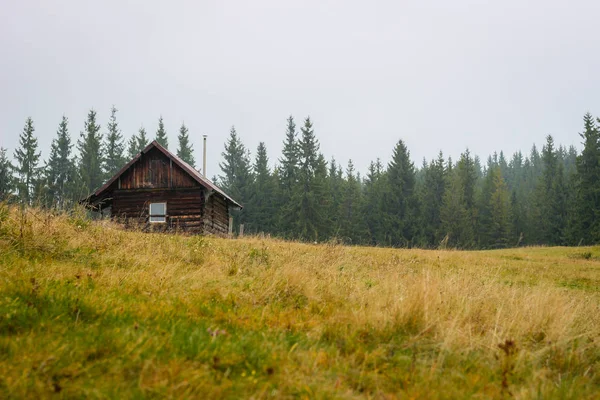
[[0, 205, 599, 398]]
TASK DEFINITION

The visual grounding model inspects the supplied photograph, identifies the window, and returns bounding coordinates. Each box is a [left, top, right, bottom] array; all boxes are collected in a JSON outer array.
[[149, 202, 166, 223]]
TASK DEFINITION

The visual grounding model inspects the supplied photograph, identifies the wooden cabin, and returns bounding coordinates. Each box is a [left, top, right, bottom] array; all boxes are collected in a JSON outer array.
[[82, 141, 242, 235]]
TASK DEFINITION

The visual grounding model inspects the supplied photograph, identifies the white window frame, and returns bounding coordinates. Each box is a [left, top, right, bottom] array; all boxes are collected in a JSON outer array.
[[149, 202, 167, 223]]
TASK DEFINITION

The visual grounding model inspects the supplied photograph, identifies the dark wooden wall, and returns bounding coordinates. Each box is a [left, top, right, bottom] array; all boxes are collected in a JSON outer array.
[[112, 188, 205, 233], [203, 194, 230, 235], [119, 147, 197, 190]]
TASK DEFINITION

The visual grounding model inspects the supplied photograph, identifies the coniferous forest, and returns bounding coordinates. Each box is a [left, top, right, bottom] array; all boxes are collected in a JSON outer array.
[[2, 108, 600, 249]]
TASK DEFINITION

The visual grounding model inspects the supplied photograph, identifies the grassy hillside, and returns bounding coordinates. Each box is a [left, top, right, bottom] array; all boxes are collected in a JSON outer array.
[[0, 205, 598, 399]]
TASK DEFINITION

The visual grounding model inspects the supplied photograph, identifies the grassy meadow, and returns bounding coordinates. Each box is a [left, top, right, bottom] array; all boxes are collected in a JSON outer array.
[[0, 205, 598, 399]]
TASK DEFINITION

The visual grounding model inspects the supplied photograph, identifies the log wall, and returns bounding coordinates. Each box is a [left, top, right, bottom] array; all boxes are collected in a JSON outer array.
[[119, 147, 198, 190], [112, 188, 205, 233], [203, 194, 230, 236]]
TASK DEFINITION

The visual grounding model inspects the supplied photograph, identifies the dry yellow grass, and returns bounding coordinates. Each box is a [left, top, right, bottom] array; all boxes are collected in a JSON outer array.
[[0, 205, 598, 398]]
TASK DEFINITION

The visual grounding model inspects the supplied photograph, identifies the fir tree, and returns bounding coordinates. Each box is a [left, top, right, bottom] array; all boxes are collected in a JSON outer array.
[[313, 152, 332, 239], [248, 142, 276, 233], [536, 135, 567, 245], [477, 156, 498, 247], [419, 151, 446, 247], [155, 116, 168, 148], [455, 149, 478, 247], [13, 117, 41, 204], [440, 170, 470, 248], [328, 157, 344, 234], [510, 190, 525, 246], [218, 126, 253, 229], [127, 126, 149, 158], [45, 116, 77, 208], [219, 126, 244, 191], [176, 123, 195, 167], [277, 116, 300, 236], [0, 148, 14, 200], [339, 159, 365, 243], [384, 139, 418, 247], [137, 127, 149, 151], [573, 113, 600, 244], [488, 167, 511, 248], [126, 136, 137, 159], [77, 110, 104, 194], [293, 117, 327, 240], [103, 106, 126, 177], [362, 159, 385, 245]]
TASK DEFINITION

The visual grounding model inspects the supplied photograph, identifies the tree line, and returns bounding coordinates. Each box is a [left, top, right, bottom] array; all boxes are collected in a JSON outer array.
[[0, 107, 195, 208], [219, 114, 600, 248], [1, 109, 599, 249]]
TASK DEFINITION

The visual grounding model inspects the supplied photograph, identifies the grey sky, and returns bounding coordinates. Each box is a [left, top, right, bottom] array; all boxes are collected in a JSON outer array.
[[1, 0, 599, 177]]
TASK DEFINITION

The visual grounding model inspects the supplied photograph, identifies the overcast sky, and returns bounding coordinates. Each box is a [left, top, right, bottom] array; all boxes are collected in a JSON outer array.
[[1, 0, 599, 177]]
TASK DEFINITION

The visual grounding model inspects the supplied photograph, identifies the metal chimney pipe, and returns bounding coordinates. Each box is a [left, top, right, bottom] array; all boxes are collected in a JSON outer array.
[[202, 135, 207, 177]]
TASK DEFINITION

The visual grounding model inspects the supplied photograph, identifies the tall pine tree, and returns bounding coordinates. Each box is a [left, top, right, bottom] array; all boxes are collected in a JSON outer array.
[[339, 159, 366, 243], [0, 148, 14, 201], [293, 117, 328, 240], [176, 122, 195, 167], [384, 140, 418, 247], [103, 106, 126, 177], [535, 135, 567, 245], [77, 110, 104, 195], [45, 116, 77, 208], [573, 113, 600, 244], [13, 117, 41, 205], [219, 126, 253, 229], [155, 116, 168, 148], [419, 152, 447, 247], [488, 167, 511, 248], [362, 159, 386, 245], [277, 116, 299, 236], [247, 142, 276, 233], [127, 126, 149, 158]]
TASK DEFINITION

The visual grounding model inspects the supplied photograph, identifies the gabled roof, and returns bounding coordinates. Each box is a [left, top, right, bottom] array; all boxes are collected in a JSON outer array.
[[82, 141, 242, 208]]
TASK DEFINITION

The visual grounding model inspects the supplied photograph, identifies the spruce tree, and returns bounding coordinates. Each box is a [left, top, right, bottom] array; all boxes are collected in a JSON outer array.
[[277, 116, 300, 236], [0, 148, 14, 201], [477, 156, 498, 247], [45, 116, 77, 208], [77, 110, 104, 195], [155, 116, 168, 148], [176, 123, 195, 167], [219, 126, 244, 192], [293, 117, 327, 240], [313, 152, 332, 239], [535, 135, 567, 245], [573, 113, 600, 244], [510, 190, 525, 246], [488, 167, 511, 248], [455, 149, 478, 247], [419, 152, 446, 247], [127, 126, 149, 158], [362, 159, 385, 245], [126, 136, 137, 159], [103, 106, 126, 177], [328, 157, 344, 235], [384, 139, 418, 247], [218, 126, 253, 229], [13, 117, 41, 205], [440, 170, 470, 248], [339, 159, 366, 243], [248, 142, 276, 233]]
